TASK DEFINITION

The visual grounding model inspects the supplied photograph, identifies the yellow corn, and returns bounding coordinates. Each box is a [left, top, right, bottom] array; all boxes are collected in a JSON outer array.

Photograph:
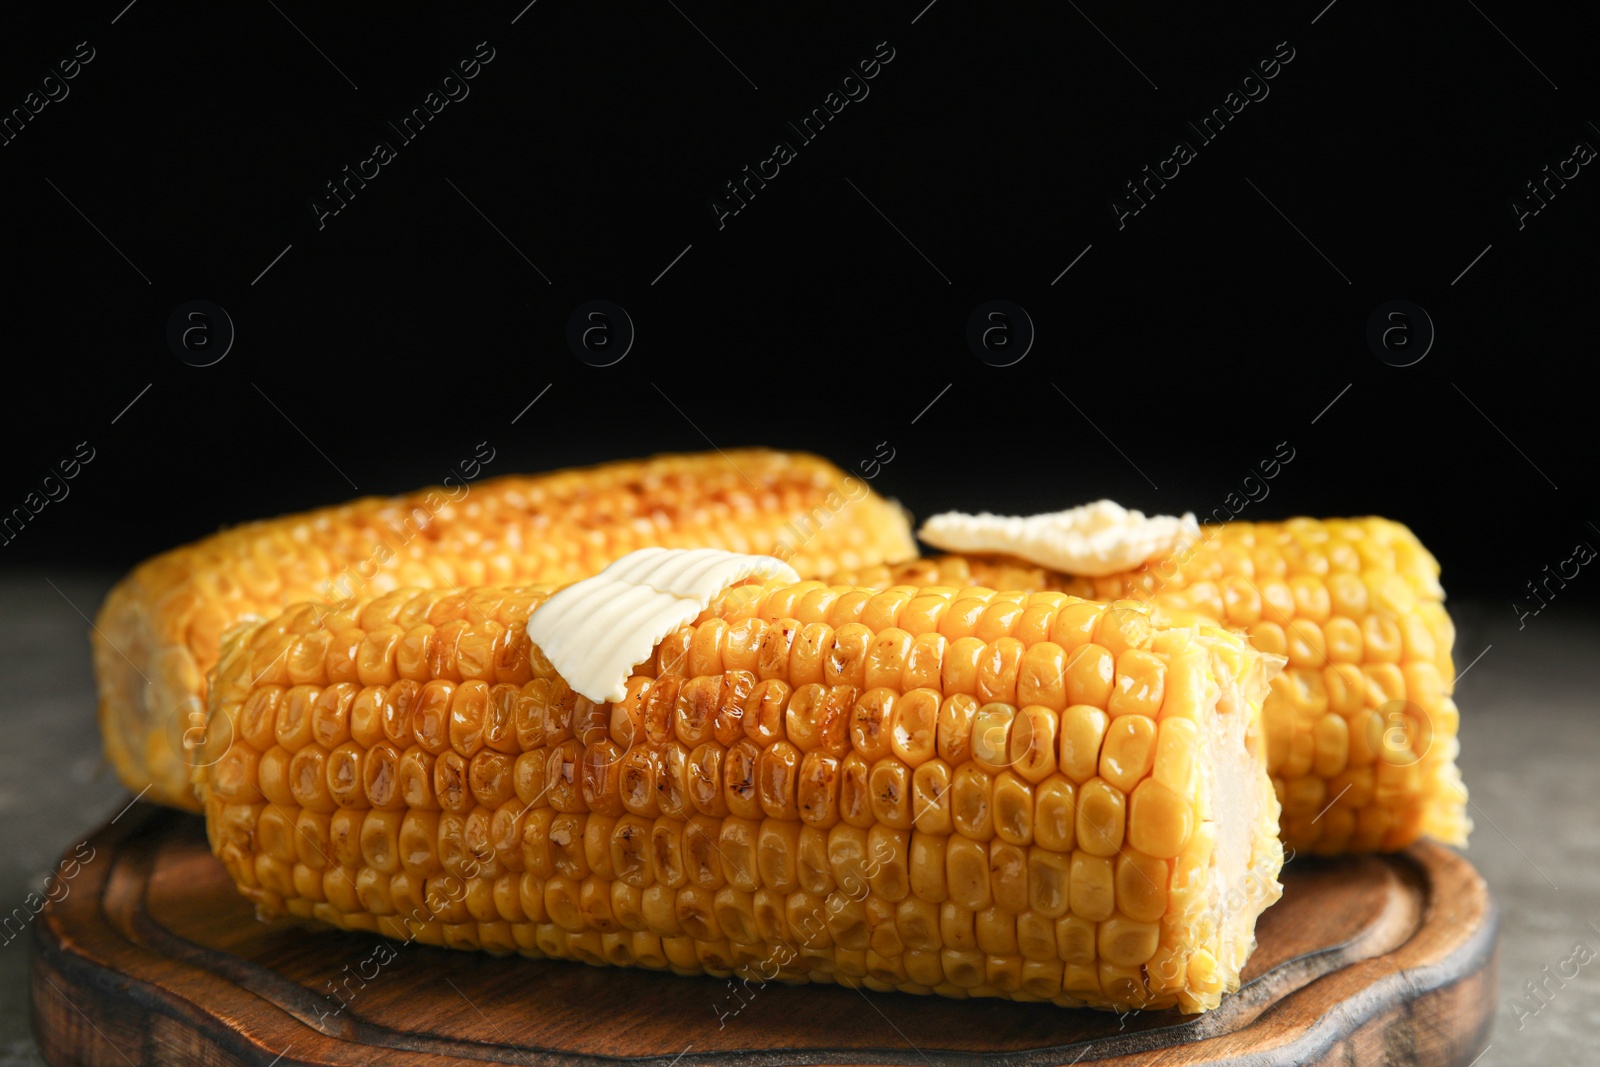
[[95, 451, 915, 811], [197, 578, 1283, 1014], [836, 517, 1468, 854]]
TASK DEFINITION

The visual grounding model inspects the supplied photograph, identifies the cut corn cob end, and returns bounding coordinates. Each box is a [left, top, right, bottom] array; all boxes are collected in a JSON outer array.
[[837, 514, 1468, 856], [197, 578, 1285, 1014]]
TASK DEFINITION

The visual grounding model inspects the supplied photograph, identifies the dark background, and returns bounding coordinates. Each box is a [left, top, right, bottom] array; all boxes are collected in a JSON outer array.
[[1, 1, 1595, 613]]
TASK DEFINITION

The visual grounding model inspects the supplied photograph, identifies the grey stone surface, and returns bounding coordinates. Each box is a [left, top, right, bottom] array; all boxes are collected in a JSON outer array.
[[0, 572, 1594, 1065], [1, 572, 128, 1067], [1445, 602, 1600, 1066]]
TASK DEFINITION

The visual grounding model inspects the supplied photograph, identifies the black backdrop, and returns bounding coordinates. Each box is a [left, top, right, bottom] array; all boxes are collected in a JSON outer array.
[[2, 2, 1595, 613]]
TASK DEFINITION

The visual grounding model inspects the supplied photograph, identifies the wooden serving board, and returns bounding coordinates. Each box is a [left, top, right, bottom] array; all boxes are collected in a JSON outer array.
[[32, 804, 1496, 1067]]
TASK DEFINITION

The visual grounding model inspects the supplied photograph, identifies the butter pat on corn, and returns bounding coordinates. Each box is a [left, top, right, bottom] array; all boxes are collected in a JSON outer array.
[[920, 501, 1198, 577], [527, 549, 798, 703]]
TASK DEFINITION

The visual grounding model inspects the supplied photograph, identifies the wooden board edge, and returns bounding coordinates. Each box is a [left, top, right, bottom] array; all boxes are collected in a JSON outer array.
[[29, 807, 1501, 1067]]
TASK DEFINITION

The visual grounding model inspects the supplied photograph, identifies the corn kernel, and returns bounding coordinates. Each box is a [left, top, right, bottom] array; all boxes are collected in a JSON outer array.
[[1063, 645, 1115, 708], [1059, 705, 1109, 784], [1107, 651, 1165, 718], [1127, 780, 1192, 859], [1098, 715, 1157, 794], [1069, 852, 1115, 922], [1074, 779, 1126, 857], [1033, 776, 1076, 853]]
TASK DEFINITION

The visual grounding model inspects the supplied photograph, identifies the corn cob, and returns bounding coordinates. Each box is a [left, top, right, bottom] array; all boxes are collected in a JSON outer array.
[[95, 450, 916, 812], [197, 568, 1284, 1014], [836, 517, 1467, 854]]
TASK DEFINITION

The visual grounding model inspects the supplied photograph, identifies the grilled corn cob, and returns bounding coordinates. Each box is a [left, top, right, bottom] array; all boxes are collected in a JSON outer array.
[[95, 451, 916, 811], [197, 557, 1284, 1014], [837, 517, 1467, 854]]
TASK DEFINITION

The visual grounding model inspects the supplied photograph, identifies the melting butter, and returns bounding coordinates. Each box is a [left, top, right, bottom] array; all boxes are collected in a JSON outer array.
[[525, 548, 799, 703], [919, 500, 1198, 576]]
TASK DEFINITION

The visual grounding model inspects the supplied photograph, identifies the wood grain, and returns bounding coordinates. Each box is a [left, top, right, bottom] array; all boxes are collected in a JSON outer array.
[[31, 804, 1497, 1066]]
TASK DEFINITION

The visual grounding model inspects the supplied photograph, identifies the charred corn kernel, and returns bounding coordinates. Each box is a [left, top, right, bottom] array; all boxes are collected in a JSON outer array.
[[851, 688, 895, 762], [951, 764, 995, 841], [865, 758, 912, 830], [863, 630, 912, 691], [839, 514, 1467, 854], [902, 634, 946, 692], [1010, 706, 1059, 783], [890, 689, 940, 767], [908, 759, 952, 835], [798, 752, 841, 828], [837, 754, 872, 828], [936, 693, 977, 764], [200, 573, 1283, 1015]]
